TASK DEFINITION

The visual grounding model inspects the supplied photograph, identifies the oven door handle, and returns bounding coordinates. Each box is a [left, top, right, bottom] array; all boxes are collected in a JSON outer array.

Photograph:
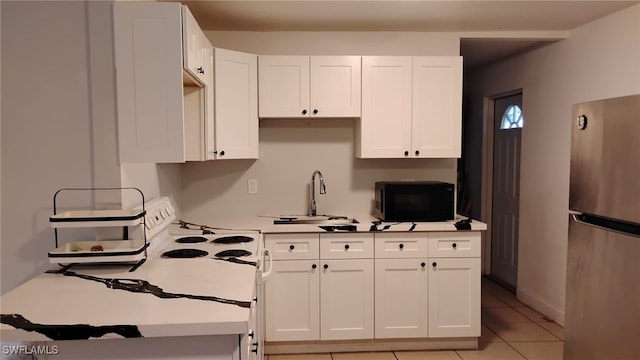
[[261, 248, 273, 281]]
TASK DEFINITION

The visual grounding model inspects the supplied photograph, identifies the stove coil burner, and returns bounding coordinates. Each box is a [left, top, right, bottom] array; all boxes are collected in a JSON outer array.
[[211, 235, 254, 244], [215, 249, 252, 258], [162, 249, 209, 258], [175, 236, 208, 244]]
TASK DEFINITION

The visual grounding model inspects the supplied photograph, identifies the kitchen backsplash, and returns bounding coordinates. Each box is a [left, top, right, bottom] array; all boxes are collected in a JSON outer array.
[[179, 118, 456, 218]]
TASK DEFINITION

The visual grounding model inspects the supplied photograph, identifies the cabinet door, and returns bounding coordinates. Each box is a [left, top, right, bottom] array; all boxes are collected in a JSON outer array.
[[358, 56, 412, 158], [182, 6, 207, 83], [374, 258, 428, 338], [310, 56, 361, 117], [258, 56, 310, 117], [265, 260, 320, 341], [428, 257, 481, 337], [204, 44, 216, 160], [320, 259, 374, 340], [214, 48, 258, 159], [412, 56, 463, 158], [113, 2, 186, 163]]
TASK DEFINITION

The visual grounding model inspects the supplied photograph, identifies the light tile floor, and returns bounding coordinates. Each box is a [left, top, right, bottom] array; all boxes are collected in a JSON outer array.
[[267, 277, 564, 360]]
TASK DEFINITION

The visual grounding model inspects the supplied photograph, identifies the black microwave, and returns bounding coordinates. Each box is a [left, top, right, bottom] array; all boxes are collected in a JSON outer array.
[[374, 181, 455, 222]]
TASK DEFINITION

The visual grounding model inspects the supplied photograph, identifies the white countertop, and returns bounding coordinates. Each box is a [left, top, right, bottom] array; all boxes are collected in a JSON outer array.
[[1, 214, 485, 342], [177, 213, 487, 234], [0, 257, 257, 341]]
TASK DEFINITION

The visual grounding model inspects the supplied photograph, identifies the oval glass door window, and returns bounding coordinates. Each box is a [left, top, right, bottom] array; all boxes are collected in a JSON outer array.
[[500, 104, 524, 129]]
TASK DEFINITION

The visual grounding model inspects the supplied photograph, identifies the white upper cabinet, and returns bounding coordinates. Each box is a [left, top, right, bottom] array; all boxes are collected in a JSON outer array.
[[114, 2, 188, 163], [358, 56, 413, 158], [358, 56, 462, 159], [310, 56, 361, 117], [182, 7, 209, 85], [258, 56, 309, 117], [258, 56, 361, 118], [214, 48, 258, 159], [412, 57, 463, 158], [114, 3, 257, 162]]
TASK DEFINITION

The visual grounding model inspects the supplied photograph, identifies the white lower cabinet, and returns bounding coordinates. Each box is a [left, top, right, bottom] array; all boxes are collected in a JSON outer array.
[[428, 257, 481, 337], [264, 231, 481, 346], [427, 231, 481, 338], [374, 258, 428, 338], [321, 259, 374, 340], [264, 233, 374, 341], [374, 232, 429, 339], [265, 259, 320, 341]]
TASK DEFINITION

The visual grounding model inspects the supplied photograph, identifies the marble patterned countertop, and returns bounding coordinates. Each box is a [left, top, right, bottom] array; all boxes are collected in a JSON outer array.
[[0, 256, 257, 341], [1, 214, 486, 342], [177, 213, 487, 234]]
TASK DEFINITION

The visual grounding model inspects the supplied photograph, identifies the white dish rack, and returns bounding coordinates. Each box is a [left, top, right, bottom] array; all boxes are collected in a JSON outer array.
[[48, 188, 148, 267]]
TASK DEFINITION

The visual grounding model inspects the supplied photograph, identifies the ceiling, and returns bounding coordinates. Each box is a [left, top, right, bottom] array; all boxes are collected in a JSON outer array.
[[173, 0, 640, 69]]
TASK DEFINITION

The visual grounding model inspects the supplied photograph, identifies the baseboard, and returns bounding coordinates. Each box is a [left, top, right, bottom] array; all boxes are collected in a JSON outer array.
[[265, 338, 478, 355], [517, 286, 565, 326]]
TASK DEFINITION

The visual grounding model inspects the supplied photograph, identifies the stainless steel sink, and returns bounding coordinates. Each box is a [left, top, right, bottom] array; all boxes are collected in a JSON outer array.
[[273, 215, 359, 225]]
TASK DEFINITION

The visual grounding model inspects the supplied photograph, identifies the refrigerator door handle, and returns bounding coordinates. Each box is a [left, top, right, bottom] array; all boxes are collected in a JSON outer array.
[[571, 212, 640, 238]]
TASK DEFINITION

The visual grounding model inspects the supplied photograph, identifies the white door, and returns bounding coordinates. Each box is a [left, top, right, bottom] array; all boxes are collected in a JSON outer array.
[[214, 48, 258, 159], [310, 56, 361, 117], [374, 258, 428, 338], [258, 56, 310, 117], [412, 56, 463, 158], [428, 257, 481, 337], [265, 260, 320, 341], [491, 93, 523, 289], [358, 56, 412, 158], [320, 259, 374, 340]]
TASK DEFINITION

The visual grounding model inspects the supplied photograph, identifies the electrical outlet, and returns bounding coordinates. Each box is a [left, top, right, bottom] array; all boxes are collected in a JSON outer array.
[[248, 179, 258, 194]]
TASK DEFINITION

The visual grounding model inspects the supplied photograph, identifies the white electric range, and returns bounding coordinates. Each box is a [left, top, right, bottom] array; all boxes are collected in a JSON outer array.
[[140, 197, 269, 360], [142, 198, 263, 265]]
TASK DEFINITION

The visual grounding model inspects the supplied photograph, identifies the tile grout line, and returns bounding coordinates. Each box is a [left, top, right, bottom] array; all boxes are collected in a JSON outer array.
[[483, 283, 564, 359], [503, 292, 565, 342], [480, 319, 532, 359]]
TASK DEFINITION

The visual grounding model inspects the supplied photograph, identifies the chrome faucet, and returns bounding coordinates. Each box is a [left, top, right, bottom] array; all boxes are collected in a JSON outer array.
[[310, 170, 326, 216]]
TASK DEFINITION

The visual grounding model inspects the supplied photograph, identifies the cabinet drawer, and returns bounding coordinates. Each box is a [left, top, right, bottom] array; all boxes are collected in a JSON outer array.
[[264, 233, 319, 260], [320, 233, 374, 259], [428, 232, 480, 258], [374, 232, 428, 258]]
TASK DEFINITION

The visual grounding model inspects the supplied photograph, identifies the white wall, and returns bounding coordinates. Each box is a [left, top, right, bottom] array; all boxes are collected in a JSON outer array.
[[179, 32, 460, 219], [0, 1, 182, 294], [205, 31, 459, 56], [465, 4, 640, 324], [181, 119, 456, 219], [1, 1, 97, 294]]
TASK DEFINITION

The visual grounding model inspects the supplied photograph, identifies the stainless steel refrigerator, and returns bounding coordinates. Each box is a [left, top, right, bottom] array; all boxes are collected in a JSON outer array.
[[565, 94, 640, 360]]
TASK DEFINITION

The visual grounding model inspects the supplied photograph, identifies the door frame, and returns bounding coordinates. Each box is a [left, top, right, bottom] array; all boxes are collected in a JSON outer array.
[[480, 88, 523, 276]]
